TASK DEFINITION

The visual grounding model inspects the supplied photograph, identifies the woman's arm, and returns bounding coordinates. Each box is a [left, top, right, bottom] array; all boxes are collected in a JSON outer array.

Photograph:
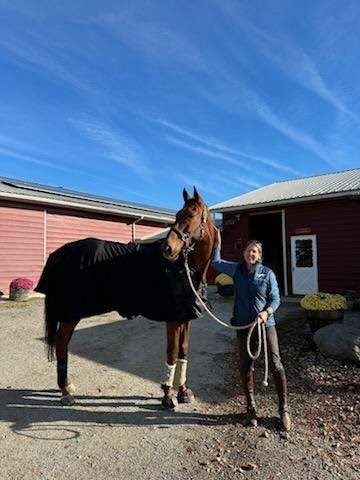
[[211, 229, 238, 278], [257, 270, 281, 324], [266, 271, 281, 313]]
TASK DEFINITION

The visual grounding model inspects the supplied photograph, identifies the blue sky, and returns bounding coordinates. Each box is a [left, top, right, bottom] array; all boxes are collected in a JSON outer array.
[[0, 0, 359, 210]]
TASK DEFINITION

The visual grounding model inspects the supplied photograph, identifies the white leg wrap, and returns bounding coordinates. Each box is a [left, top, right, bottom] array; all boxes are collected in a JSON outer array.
[[162, 363, 176, 387], [174, 359, 188, 388]]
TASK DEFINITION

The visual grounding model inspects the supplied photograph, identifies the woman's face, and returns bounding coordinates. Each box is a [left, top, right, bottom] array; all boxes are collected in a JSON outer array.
[[243, 244, 261, 265]]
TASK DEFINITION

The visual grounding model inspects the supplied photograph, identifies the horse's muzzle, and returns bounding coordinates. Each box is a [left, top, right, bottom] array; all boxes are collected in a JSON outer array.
[[161, 242, 180, 262]]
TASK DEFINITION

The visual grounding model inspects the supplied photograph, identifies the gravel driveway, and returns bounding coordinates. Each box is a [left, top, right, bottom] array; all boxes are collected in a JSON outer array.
[[1, 289, 359, 479]]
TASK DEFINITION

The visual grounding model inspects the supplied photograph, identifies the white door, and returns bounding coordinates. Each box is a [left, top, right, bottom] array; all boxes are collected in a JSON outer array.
[[290, 235, 318, 294]]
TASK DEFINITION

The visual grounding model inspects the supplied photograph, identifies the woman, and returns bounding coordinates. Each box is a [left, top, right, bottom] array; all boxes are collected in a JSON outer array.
[[212, 231, 291, 431]]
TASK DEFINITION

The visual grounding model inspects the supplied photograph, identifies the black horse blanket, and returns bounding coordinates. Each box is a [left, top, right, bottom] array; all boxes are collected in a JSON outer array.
[[35, 237, 205, 323]]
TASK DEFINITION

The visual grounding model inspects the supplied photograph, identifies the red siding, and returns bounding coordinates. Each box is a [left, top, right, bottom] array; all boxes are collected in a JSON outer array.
[[46, 210, 133, 256], [286, 198, 360, 294], [0, 204, 44, 293], [46, 210, 165, 256], [219, 198, 360, 294], [0, 202, 170, 294], [135, 223, 166, 239]]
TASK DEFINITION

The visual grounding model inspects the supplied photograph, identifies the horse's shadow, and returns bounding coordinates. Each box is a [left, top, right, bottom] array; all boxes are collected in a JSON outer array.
[[1, 388, 236, 438], [39, 313, 234, 403]]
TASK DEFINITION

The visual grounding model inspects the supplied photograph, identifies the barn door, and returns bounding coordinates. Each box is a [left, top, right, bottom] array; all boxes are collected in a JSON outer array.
[[290, 235, 318, 294]]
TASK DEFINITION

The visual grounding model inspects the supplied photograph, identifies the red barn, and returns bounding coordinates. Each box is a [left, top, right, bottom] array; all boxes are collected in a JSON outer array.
[[0, 177, 174, 294], [210, 169, 360, 296]]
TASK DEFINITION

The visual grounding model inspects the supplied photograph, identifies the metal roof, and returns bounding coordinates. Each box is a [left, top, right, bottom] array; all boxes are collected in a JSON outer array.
[[210, 168, 360, 212], [0, 176, 175, 223]]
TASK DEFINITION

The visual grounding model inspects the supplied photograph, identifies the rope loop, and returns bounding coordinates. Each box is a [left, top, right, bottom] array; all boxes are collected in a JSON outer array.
[[183, 258, 269, 387]]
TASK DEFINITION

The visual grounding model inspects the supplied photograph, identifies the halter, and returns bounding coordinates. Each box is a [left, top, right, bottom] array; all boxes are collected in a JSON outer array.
[[169, 207, 208, 256]]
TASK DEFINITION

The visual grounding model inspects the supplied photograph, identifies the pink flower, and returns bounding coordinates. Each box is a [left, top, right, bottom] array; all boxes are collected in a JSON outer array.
[[10, 278, 34, 290]]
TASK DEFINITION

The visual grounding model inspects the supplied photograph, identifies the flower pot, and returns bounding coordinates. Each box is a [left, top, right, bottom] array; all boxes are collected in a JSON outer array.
[[10, 287, 31, 302], [305, 309, 344, 333], [217, 284, 234, 296]]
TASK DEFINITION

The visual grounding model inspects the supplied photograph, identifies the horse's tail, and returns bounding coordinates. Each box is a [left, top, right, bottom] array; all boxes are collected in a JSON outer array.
[[44, 297, 58, 362]]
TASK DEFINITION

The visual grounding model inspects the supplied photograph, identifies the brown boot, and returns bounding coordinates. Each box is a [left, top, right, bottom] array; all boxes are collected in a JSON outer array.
[[280, 405, 291, 431], [240, 370, 257, 427], [273, 370, 291, 431]]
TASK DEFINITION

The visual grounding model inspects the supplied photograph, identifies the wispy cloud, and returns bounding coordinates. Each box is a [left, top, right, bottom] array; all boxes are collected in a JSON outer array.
[[0, 33, 87, 94], [0, 146, 89, 175], [174, 173, 223, 198], [70, 118, 154, 179], [249, 27, 358, 124], [0, 144, 159, 203], [166, 135, 276, 181], [211, 0, 359, 124], [208, 170, 263, 190], [254, 102, 336, 166], [99, 11, 207, 73], [202, 79, 337, 167], [154, 118, 303, 176]]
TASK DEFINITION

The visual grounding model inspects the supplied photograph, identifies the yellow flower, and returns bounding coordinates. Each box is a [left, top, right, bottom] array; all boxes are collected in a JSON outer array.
[[300, 292, 346, 311]]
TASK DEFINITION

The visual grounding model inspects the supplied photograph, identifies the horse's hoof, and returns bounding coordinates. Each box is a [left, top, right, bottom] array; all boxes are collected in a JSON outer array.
[[177, 387, 195, 404], [161, 395, 178, 411], [66, 383, 76, 394], [61, 394, 75, 406]]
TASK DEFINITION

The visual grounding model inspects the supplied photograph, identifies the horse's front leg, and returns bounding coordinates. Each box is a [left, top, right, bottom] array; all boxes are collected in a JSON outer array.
[[176, 320, 195, 404], [161, 321, 181, 410], [56, 321, 78, 406], [161, 321, 194, 410]]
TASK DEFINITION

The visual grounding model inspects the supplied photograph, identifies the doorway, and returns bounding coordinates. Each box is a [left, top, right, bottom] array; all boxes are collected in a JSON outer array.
[[249, 212, 284, 294]]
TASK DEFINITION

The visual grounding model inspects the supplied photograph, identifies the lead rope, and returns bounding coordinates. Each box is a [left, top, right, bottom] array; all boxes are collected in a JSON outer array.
[[184, 258, 269, 387]]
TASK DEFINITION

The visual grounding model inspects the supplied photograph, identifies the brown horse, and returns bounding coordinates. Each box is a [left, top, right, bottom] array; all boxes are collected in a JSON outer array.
[[160, 187, 216, 409], [35, 187, 216, 409]]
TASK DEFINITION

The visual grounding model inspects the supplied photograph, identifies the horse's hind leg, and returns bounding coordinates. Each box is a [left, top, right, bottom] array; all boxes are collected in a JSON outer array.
[[176, 321, 195, 404], [56, 321, 78, 406]]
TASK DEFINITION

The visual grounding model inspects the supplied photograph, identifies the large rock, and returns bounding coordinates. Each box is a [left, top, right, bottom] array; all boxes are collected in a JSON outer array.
[[313, 315, 360, 364]]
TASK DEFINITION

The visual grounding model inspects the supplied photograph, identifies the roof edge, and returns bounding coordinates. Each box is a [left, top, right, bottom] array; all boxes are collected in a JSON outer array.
[[0, 191, 175, 223], [210, 190, 360, 213]]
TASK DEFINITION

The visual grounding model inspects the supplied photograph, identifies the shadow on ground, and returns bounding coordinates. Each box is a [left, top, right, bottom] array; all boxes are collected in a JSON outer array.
[[0, 388, 235, 437]]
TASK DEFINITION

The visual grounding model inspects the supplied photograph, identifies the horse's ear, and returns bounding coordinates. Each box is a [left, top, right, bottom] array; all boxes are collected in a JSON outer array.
[[193, 186, 203, 203], [183, 188, 191, 203]]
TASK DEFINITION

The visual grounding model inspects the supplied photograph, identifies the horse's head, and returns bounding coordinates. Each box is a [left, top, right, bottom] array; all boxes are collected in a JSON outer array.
[[162, 187, 211, 262]]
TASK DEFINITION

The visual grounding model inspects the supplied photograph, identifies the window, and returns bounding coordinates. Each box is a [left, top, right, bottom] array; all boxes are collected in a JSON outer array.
[[295, 239, 313, 267]]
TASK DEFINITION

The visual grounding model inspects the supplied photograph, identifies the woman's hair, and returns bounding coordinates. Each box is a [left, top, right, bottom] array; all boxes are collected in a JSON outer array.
[[243, 239, 263, 262]]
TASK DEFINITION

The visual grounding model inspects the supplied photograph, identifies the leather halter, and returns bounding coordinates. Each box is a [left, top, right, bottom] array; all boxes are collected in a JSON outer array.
[[169, 207, 207, 256]]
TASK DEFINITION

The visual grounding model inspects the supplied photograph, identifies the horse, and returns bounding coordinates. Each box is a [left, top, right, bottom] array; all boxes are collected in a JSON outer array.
[[35, 187, 216, 409]]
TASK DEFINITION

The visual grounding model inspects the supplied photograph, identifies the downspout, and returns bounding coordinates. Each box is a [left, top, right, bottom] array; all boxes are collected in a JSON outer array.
[[43, 209, 47, 266], [281, 209, 288, 296], [131, 216, 144, 242]]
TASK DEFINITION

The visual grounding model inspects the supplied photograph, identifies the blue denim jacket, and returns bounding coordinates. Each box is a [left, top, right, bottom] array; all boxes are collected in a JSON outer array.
[[212, 245, 281, 328]]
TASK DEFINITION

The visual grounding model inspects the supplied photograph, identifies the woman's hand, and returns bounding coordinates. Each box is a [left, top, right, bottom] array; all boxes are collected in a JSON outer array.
[[257, 311, 269, 324]]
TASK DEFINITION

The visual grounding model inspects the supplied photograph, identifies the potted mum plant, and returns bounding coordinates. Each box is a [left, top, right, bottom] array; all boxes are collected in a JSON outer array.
[[215, 273, 234, 297], [300, 292, 346, 333], [9, 278, 34, 302]]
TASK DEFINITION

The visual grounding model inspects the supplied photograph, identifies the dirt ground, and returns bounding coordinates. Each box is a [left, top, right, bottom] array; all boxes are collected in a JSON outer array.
[[0, 288, 359, 480]]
